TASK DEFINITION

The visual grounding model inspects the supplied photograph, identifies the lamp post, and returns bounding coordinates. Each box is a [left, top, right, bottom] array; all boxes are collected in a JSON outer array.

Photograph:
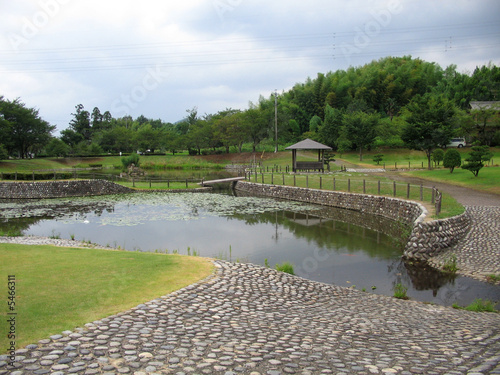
[[274, 89, 278, 153]]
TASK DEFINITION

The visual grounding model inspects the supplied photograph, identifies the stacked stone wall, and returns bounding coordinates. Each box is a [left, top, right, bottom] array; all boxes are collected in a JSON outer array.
[[235, 181, 470, 260], [0, 180, 134, 199]]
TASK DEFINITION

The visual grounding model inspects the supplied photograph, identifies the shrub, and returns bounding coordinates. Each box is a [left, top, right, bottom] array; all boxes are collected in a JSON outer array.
[[373, 154, 384, 165], [431, 148, 444, 166], [275, 261, 295, 275], [121, 153, 140, 169], [462, 143, 493, 177], [443, 148, 461, 173]]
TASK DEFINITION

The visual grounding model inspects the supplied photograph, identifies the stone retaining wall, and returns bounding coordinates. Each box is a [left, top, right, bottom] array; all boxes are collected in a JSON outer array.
[[235, 181, 470, 260], [0, 180, 134, 199]]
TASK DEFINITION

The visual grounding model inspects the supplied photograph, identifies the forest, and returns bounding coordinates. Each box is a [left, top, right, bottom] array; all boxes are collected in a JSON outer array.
[[1, 56, 499, 163]]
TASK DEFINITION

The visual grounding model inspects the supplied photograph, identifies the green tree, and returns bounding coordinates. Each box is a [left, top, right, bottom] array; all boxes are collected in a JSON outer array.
[[319, 105, 344, 148], [69, 104, 91, 142], [342, 111, 379, 161], [401, 93, 459, 169], [45, 138, 70, 157], [462, 144, 493, 177], [431, 148, 444, 166], [0, 97, 55, 158], [443, 149, 461, 173]]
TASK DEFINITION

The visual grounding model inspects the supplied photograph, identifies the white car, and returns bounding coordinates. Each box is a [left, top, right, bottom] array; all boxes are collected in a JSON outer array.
[[447, 138, 466, 148]]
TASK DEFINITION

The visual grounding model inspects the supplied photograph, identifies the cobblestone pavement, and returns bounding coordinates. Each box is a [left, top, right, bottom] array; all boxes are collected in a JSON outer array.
[[1, 260, 500, 375], [428, 206, 500, 282]]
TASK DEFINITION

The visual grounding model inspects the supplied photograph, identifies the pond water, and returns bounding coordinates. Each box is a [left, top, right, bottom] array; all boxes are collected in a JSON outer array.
[[1, 191, 498, 308]]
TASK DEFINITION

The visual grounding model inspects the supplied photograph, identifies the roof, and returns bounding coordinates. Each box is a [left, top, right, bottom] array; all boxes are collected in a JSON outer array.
[[470, 101, 500, 111], [285, 139, 332, 150]]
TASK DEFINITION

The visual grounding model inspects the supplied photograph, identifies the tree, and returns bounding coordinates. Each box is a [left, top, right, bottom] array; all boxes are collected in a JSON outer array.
[[342, 111, 379, 161], [401, 93, 459, 169], [69, 104, 91, 142], [0, 97, 55, 158], [462, 144, 493, 177], [431, 148, 444, 167], [319, 105, 344, 148], [443, 149, 461, 173], [45, 138, 70, 157]]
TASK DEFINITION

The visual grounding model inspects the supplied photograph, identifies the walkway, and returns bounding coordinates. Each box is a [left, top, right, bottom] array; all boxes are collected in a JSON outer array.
[[380, 172, 500, 282], [2, 261, 500, 375]]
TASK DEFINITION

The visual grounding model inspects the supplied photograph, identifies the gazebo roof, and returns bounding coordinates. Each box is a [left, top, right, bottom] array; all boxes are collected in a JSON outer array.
[[285, 139, 332, 150]]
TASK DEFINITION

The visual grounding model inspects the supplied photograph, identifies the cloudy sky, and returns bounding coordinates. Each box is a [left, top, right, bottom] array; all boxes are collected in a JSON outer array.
[[1, 0, 499, 134]]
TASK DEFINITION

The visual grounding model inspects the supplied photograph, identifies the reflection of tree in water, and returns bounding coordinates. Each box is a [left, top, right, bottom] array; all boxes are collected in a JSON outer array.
[[230, 210, 399, 260], [401, 260, 456, 296]]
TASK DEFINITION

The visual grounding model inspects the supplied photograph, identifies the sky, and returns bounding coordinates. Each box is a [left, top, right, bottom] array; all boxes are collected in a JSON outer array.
[[1, 0, 499, 134]]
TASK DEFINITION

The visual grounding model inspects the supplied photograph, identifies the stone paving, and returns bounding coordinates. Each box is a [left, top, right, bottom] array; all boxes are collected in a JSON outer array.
[[1, 260, 500, 375], [428, 206, 500, 283]]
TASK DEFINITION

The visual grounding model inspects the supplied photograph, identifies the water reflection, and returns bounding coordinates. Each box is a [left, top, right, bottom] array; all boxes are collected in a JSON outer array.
[[0, 192, 498, 307]]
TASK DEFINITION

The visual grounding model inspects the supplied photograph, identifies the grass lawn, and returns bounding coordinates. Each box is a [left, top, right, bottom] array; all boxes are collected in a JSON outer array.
[[404, 166, 500, 195], [0, 244, 213, 351]]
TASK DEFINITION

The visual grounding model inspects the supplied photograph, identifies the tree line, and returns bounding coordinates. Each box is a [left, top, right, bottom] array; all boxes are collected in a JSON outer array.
[[1, 56, 499, 164]]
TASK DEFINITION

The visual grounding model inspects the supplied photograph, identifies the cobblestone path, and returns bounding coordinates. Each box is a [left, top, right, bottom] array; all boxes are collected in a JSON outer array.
[[2, 261, 500, 375], [429, 206, 500, 282]]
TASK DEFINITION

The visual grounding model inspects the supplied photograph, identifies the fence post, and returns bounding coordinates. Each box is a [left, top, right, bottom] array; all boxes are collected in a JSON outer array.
[[271, 173, 274, 185], [393, 181, 396, 197], [293, 175, 296, 187], [320, 176, 322, 190], [395, 162, 397, 170], [306, 175, 309, 189], [420, 184, 423, 201], [261, 173, 264, 184], [149, 179, 152, 188], [348, 179, 351, 192], [167, 179, 170, 188], [407, 183, 410, 199], [333, 177, 336, 191], [363, 179, 366, 194], [435, 189, 442, 216], [282, 172, 285, 185], [378, 180, 381, 195]]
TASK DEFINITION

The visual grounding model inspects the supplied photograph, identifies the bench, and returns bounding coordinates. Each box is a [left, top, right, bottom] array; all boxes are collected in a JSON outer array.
[[295, 161, 324, 172]]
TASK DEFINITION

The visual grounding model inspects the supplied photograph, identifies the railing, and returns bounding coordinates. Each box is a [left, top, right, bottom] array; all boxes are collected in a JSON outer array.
[[244, 171, 442, 215]]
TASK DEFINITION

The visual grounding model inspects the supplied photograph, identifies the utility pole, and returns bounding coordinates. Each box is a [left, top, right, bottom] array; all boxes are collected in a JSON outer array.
[[274, 89, 278, 153]]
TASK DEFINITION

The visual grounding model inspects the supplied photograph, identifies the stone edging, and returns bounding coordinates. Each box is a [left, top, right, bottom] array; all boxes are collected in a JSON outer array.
[[0, 180, 213, 199], [234, 181, 470, 260], [0, 180, 134, 199]]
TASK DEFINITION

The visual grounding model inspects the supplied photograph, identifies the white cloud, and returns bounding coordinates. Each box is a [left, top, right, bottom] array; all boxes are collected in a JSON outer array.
[[0, 0, 499, 133]]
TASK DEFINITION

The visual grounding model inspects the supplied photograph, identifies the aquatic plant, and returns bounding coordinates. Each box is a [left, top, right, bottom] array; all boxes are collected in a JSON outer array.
[[393, 283, 409, 300], [275, 261, 295, 275]]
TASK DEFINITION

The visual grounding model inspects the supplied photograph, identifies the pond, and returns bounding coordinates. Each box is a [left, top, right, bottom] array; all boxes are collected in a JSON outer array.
[[1, 191, 498, 308]]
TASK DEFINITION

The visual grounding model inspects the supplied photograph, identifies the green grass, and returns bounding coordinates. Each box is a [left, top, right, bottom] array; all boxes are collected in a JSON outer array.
[[0, 244, 213, 351], [117, 180, 203, 190], [246, 172, 463, 218], [393, 283, 409, 300], [275, 261, 295, 275], [453, 299, 498, 313], [404, 166, 500, 195]]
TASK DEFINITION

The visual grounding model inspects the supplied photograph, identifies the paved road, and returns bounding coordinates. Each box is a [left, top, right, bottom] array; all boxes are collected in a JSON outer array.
[[2, 261, 500, 375]]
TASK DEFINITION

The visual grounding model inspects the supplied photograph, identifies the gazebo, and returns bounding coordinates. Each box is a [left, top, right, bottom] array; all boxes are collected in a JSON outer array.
[[285, 139, 332, 172]]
